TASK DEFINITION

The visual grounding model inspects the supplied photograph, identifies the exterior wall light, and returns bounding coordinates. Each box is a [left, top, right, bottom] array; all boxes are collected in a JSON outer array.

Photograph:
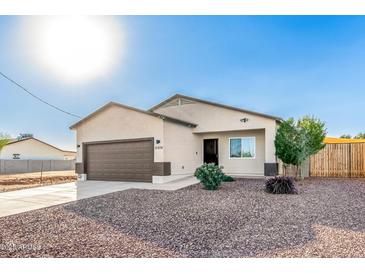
[[240, 118, 249, 123]]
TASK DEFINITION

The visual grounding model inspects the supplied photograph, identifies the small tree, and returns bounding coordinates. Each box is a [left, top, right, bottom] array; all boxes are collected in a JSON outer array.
[[275, 116, 326, 177], [354, 132, 365, 139], [275, 118, 304, 176], [340, 134, 352, 139], [298, 116, 326, 156], [0, 132, 11, 151]]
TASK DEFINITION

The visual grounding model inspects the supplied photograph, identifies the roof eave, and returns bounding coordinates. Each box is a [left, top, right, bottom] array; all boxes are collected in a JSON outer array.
[[69, 102, 115, 130], [5, 137, 75, 153], [158, 114, 197, 128], [149, 93, 282, 122], [69, 101, 197, 130]]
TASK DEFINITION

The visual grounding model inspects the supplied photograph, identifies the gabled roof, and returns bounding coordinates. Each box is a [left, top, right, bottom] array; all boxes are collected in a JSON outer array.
[[69, 101, 197, 130], [149, 94, 282, 122], [6, 137, 76, 154]]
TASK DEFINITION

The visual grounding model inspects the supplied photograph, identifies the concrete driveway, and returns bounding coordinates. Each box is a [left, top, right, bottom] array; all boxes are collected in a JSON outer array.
[[0, 176, 198, 218]]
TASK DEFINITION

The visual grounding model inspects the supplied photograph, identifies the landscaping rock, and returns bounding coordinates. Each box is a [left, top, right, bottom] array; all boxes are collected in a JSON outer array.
[[0, 178, 364, 257]]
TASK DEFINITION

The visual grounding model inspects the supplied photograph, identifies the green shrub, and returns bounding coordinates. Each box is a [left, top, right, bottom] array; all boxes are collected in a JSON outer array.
[[194, 163, 225, 190], [222, 174, 235, 182]]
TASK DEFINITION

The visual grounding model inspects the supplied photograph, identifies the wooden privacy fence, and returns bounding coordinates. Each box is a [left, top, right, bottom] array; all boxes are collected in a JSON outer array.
[[310, 143, 365, 178]]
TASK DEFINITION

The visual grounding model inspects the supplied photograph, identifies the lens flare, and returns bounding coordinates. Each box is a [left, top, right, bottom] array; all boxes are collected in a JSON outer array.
[[20, 16, 123, 83]]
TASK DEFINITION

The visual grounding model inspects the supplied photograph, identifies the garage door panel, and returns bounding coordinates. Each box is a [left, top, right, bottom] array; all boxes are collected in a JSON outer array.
[[88, 142, 151, 150], [88, 148, 151, 155], [86, 139, 153, 182], [87, 160, 151, 167], [87, 160, 153, 166], [87, 149, 152, 156], [89, 166, 151, 171], [90, 149, 151, 156], [87, 153, 151, 159]]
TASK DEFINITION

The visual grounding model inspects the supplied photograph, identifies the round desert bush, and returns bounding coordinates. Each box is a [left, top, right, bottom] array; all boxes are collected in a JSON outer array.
[[194, 163, 225, 190], [265, 176, 298, 194]]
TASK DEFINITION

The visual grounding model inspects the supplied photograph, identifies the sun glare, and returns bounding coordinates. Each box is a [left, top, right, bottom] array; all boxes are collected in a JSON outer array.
[[21, 16, 123, 83]]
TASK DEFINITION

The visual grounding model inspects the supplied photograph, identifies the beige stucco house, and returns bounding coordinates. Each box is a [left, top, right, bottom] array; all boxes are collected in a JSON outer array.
[[0, 137, 76, 160], [70, 94, 281, 183]]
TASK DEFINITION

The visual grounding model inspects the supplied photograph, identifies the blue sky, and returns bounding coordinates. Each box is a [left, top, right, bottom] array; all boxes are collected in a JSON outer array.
[[1, 16, 365, 150]]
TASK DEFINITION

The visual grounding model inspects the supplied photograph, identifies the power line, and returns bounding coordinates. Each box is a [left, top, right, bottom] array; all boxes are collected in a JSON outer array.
[[0, 71, 81, 118]]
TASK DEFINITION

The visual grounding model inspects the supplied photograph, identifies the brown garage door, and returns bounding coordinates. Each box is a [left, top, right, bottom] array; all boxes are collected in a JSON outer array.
[[85, 138, 154, 182]]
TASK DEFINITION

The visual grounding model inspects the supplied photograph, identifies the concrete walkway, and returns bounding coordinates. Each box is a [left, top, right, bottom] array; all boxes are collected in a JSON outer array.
[[0, 176, 199, 218]]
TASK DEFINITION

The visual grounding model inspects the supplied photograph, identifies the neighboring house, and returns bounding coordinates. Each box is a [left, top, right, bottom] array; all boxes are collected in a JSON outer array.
[[70, 94, 281, 183], [0, 137, 76, 160]]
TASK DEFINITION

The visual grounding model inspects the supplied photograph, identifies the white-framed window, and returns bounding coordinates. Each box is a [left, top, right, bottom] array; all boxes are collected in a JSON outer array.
[[229, 137, 256, 159]]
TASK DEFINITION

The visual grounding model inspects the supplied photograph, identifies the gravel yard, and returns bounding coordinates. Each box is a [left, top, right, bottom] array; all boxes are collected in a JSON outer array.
[[0, 178, 364, 258]]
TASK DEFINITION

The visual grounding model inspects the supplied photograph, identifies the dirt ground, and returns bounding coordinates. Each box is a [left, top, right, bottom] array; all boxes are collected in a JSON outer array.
[[0, 171, 76, 192]]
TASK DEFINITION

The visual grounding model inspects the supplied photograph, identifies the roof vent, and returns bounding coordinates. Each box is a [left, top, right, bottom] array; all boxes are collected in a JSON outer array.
[[160, 97, 196, 109]]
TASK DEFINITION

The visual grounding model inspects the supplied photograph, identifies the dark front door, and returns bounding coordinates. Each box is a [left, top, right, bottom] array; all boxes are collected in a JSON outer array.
[[203, 139, 219, 165]]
